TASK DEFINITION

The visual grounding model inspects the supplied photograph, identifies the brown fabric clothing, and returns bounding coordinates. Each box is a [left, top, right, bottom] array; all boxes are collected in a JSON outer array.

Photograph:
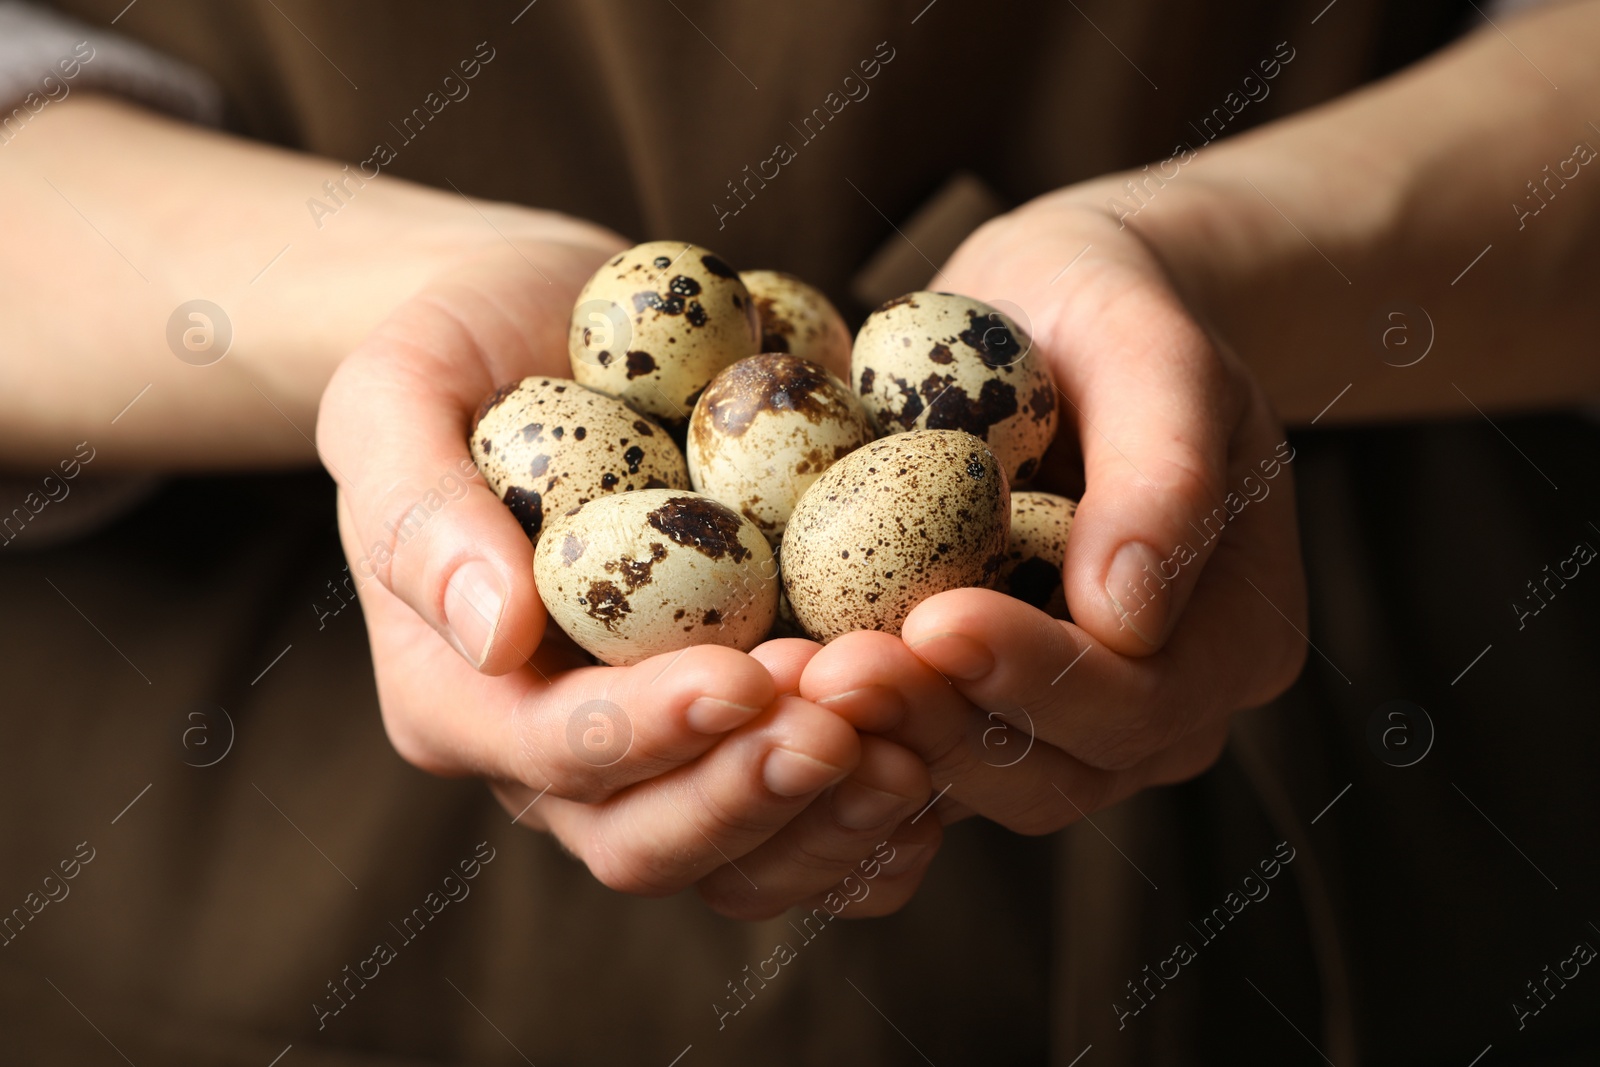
[[50, 0, 1463, 311], [6, 0, 1598, 1063], [7, 425, 1598, 1066]]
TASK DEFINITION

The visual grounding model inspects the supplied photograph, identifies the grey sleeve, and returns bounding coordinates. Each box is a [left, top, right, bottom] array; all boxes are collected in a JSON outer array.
[[0, 6, 224, 546], [0, 1, 223, 129]]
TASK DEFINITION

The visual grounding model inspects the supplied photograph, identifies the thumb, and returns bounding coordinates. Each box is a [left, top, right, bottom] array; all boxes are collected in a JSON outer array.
[[318, 261, 574, 674], [1050, 274, 1245, 656]]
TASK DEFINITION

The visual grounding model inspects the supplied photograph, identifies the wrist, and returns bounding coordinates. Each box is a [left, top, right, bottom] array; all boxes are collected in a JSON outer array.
[[2, 93, 620, 467], [1027, 118, 1408, 421], [235, 194, 578, 419]]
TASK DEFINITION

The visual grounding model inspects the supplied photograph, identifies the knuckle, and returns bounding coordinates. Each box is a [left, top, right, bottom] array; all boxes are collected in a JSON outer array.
[[783, 826, 862, 879], [1078, 666, 1203, 771], [915, 716, 982, 781], [686, 776, 777, 843], [1075, 705, 1168, 771], [1152, 728, 1230, 786], [1053, 772, 1118, 827], [510, 731, 616, 805], [1151, 449, 1229, 518], [355, 479, 436, 597], [997, 790, 1073, 836], [581, 823, 681, 898], [378, 707, 453, 777]]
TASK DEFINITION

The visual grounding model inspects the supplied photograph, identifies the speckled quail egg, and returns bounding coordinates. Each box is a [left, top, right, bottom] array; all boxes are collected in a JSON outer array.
[[740, 270, 853, 377], [533, 489, 778, 666], [852, 291, 1058, 485], [997, 491, 1077, 619], [470, 377, 688, 545], [780, 429, 1010, 642], [686, 353, 874, 544], [568, 241, 759, 431]]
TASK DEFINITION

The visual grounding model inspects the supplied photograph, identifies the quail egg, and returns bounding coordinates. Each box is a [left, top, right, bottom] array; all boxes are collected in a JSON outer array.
[[852, 291, 1057, 484], [687, 353, 874, 544], [997, 491, 1077, 619], [470, 377, 689, 545], [568, 241, 759, 430], [740, 270, 853, 377], [534, 489, 778, 666], [780, 429, 1010, 642]]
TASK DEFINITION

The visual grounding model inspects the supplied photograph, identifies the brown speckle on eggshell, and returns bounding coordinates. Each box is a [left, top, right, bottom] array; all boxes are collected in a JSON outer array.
[[780, 429, 1010, 642], [469, 377, 688, 545], [687, 353, 874, 544], [534, 490, 778, 666], [569, 241, 759, 430], [740, 270, 852, 378], [851, 291, 1058, 485], [998, 491, 1076, 619]]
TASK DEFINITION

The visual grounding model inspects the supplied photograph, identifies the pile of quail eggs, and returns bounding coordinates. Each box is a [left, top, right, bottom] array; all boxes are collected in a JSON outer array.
[[469, 240, 1077, 666]]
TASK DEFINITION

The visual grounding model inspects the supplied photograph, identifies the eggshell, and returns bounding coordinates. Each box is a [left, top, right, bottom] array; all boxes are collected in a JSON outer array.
[[997, 491, 1077, 619], [740, 270, 852, 377], [470, 377, 688, 545], [780, 429, 1010, 642], [534, 490, 778, 666], [687, 353, 874, 544], [851, 291, 1058, 485], [568, 241, 759, 430]]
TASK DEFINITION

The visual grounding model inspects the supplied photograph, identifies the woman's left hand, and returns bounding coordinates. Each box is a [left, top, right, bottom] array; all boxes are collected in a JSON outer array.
[[800, 188, 1309, 834]]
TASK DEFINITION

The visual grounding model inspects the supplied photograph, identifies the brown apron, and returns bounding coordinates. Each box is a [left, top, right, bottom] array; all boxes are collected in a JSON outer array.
[[6, 1, 1597, 1063]]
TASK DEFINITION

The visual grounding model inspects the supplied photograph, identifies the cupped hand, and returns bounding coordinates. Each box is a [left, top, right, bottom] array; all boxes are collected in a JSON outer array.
[[317, 209, 932, 915], [802, 187, 1309, 834]]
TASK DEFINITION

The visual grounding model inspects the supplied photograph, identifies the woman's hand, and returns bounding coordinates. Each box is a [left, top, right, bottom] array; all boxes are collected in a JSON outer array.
[[318, 227, 935, 915], [801, 0, 1600, 845], [802, 193, 1309, 833]]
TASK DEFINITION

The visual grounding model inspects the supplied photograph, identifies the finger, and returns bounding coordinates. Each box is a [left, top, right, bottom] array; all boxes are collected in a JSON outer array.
[[534, 695, 862, 896], [348, 548, 782, 801], [317, 248, 603, 675], [796, 814, 944, 920], [799, 624, 1223, 835], [901, 541, 1299, 772], [697, 736, 930, 919], [1042, 262, 1247, 655], [901, 588, 1161, 770], [801, 630, 1120, 834], [1140, 722, 1230, 787], [748, 637, 825, 694]]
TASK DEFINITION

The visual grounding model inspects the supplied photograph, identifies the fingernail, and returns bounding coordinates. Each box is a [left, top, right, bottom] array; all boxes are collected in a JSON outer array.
[[443, 559, 506, 668], [1104, 542, 1169, 647], [816, 685, 906, 730], [763, 748, 849, 798], [831, 780, 912, 831], [685, 697, 761, 734], [907, 632, 993, 681]]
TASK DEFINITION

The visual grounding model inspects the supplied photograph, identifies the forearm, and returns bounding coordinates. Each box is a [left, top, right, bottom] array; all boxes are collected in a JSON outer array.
[[1078, 0, 1600, 424], [0, 95, 593, 469]]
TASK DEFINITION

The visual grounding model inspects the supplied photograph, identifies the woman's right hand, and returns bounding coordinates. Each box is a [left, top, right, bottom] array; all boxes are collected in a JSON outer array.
[[317, 218, 936, 913]]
